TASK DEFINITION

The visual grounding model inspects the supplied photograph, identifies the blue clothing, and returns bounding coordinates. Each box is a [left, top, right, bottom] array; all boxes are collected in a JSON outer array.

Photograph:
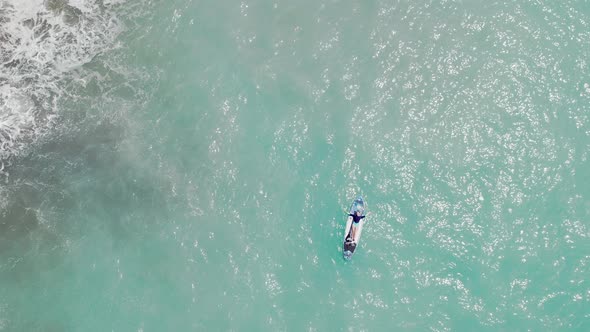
[[349, 213, 365, 223]]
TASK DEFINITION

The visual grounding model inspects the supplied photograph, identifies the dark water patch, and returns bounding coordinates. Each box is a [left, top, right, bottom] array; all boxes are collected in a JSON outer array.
[[0, 228, 64, 284], [0, 116, 124, 243], [0, 317, 70, 332], [0, 198, 39, 251]]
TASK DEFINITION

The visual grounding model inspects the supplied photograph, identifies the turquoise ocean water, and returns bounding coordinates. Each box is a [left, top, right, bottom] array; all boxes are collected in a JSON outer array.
[[1, 0, 590, 330]]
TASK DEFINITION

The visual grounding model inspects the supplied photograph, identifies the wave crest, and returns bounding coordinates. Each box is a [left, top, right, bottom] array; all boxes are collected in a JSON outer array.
[[0, 0, 123, 164]]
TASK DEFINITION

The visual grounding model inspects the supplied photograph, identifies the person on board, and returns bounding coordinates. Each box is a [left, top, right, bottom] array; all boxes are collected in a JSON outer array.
[[347, 210, 365, 243]]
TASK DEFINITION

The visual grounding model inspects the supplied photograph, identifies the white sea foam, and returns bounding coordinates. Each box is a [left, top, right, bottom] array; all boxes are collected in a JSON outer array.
[[0, 0, 123, 163]]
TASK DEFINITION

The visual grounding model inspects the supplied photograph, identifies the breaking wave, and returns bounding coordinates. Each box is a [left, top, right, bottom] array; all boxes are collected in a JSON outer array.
[[0, 0, 123, 166]]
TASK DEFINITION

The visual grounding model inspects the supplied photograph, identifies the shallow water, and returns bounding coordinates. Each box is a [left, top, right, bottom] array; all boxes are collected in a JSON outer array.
[[1, 0, 589, 330]]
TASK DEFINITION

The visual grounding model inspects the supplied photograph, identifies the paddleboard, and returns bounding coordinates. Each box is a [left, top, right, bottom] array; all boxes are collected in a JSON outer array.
[[343, 196, 366, 260]]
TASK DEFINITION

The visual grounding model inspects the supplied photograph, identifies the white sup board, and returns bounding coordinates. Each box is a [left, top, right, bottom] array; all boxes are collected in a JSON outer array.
[[343, 196, 366, 260]]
